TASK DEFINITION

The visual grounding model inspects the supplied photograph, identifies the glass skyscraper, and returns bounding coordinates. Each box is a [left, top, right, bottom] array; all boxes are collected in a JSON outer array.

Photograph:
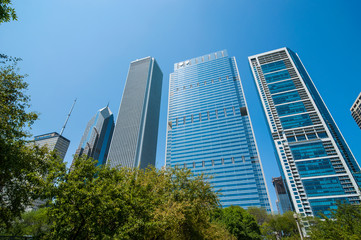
[[107, 57, 163, 169], [249, 47, 361, 218], [73, 106, 114, 167], [166, 50, 272, 211]]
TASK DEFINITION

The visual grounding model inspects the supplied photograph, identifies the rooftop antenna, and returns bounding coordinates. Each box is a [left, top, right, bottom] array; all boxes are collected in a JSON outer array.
[[60, 98, 77, 136]]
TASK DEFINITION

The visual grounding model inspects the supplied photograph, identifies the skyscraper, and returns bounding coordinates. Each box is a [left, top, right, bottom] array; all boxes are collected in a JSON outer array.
[[31, 132, 70, 160], [272, 177, 293, 214], [351, 92, 361, 129], [107, 57, 163, 169], [73, 106, 114, 166], [249, 47, 361, 218], [166, 50, 272, 211]]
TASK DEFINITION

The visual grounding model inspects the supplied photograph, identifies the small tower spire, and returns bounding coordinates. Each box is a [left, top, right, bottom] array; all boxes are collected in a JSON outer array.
[[60, 98, 77, 136]]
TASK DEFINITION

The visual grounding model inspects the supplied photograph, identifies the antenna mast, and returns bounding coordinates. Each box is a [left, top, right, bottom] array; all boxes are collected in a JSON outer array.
[[60, 98, 77, 136]]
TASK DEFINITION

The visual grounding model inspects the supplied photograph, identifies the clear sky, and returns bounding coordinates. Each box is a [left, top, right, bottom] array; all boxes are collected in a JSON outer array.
[[1, 0, 361, 212]]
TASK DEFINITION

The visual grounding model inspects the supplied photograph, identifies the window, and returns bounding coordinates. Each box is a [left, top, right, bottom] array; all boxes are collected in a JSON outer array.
[[232, 157, 235, 164], [199, 113, 202, 122], [215, 110, 218, 119], [176, 118, 178, 126], [202, 161, 205, 167], [233, 106, 236, 115], [242, 156, 245, 162], [224, 108, 227, 117], [183, 116, 186, 125], [240, 107, 248, 116], [207, 111, 210, 120], [193, 162, 196, 168], [221, 158, 224, 165], [191, 115, 193, 123], [212, 160, 214, 166]]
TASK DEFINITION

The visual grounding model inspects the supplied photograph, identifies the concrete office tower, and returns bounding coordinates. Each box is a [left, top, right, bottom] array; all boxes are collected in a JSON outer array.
[[249, 48, 361, 218], [73, 106, 114, 166], [351, 92, 361, 129], [107, 57, 163, 169], [32, 132, 70, 160], [166, 50, 272, 212], [273, 177, 293, 214]]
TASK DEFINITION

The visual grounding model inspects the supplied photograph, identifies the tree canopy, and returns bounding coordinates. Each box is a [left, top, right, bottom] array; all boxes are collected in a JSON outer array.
[[0, 0, 17, 24], [0, 56, 61, 229]]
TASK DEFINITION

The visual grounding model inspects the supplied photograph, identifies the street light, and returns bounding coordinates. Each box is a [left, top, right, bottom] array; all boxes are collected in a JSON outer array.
[[293, 213, 304, 240]]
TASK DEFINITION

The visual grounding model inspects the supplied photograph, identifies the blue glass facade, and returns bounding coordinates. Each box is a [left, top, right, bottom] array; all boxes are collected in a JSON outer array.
[[166, 50, 271, 211], [73, 106, 114, 167], [249, 48, 361, 218]]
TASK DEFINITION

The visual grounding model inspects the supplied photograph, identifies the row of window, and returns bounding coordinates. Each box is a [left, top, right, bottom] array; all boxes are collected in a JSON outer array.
[[169, 107, 248, 127], [172, 75, 238, 92], [176, 156, 247, 169]]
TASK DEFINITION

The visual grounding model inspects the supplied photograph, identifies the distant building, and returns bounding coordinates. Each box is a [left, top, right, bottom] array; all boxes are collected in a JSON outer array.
[[351, 92, 361, 129], [166, 50, 272, 212], [32, 132, 70, 160], [249, 47, 361, 218], [107, 57, 163, 169], [272, 177, 293, 214], [28, 132, 70, 210], [73, 106, 114, 166]]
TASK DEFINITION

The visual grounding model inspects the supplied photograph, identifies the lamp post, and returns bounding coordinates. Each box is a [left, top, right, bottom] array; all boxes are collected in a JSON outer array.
[[293, 213, 304, 240]]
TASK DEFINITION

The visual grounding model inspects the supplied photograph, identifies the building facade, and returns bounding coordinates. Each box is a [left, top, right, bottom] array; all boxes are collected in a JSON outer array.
[[73, 106, 114, 166], [166, 50, 272, 211], [107, 57, 163, 169], [32, 132, 70, 160], [249, 47, 361, 218], [272, 176, 293, 214], [351, 92, 361, 129]]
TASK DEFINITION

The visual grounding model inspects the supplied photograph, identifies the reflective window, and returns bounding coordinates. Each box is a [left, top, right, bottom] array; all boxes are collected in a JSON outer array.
[[276, 101, 306, 116], [261, 60, 286, 73], [280, 113, 313, 129], [268, 80, 296, 94], [296, 158, 336, 177], [272, 90, 301, 105], [290, 142, 327, 160], [303, 177, 345, 197], [264, 70, 291, 83]]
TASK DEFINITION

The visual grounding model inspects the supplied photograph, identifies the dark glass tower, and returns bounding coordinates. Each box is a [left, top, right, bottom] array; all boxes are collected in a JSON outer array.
[[73, 106, 114, 166], [107, 57, 163, 169], [249, 48, 361, 218], [166, 50, 272, 211]]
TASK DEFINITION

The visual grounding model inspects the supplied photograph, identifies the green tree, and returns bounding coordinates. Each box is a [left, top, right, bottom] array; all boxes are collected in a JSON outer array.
[[261, 211, 300, 240], [0, 56, 60, 229], [247, 206, 271, 226], [309, 203, 361, 240], [214, 205, 262, 240], [43, 156, 231, 239], [0, 0, 17, 23], [1, 208, 50, 238]]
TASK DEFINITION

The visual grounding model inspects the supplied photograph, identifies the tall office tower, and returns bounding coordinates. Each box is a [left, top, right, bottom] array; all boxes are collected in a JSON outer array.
[[31, 132, 70, 160], [107, 57, 163, 169], [166, 50, 272, 211], [272, 177, 293, 214], [249, 48, 361, 218], [351, 92, 361, 129], [73, 106, 114, 166]]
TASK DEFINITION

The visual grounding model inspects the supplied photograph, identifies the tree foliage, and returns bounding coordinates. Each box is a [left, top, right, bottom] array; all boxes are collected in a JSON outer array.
[[42, 156, 230, 239], [309, 203, 361, 240], [261, 211, 300, 240], [0, 56, 61, 229], [0, 0, 17, 24], [214, 205, 261, 240]]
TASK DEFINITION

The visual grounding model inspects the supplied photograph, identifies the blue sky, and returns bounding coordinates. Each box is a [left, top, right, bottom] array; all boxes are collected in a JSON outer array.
[[1, 0, 361, 211]]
